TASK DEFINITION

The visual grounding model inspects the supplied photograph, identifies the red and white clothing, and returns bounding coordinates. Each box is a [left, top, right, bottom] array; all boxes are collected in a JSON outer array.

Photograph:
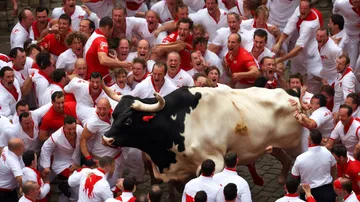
[[32, 70, 52, 107], [213, 168, 252, 202], [84, 0, 113, 19], [337, 157, 360, 195], [0, 80, 22, 119], [330, 118, 360, 157], [56, 48, 78, 73], [0, 123, 41, 152], [52, 5, 100, 31], [182, 175, 222, 202], [283, 7, 323, 92], [39, 102, 78, 134], [105, 192, 136, 202], [130, 72, 149, 89], [211, 27, 253, 60], [218, 1, 240, 14], [18, 196, 36, 202], [64, 77, 107, 124], [30, 18, 50, 40], [150, 1, 174, 23], [68, 168, 113, 202], [189, 8, 228, 43], [131, 76, 177, 99], [39, 124, 83, 175], [129, 18, 167, 46], [110, 83, 132, 95], [22, 166, 51, 200], [84, 29, 110, 79], [333, 0, 360, 69], [319, 38, 343, 84], [241, 19, 277, 49], [204, 50, 223, 75], [0, 54, 11, 68], [291, 145, 336, 188], [39, 33, 68, 58], [333, 67, 356, 112], [38, 83, 63, 106], [224, 47, 257, 87], [11, 57, 33, 87], [344, 192, 359, 202], [12, 102, 51, 125], [302, 91, 314, 106], [268, 0, 299, 31], [309, 106, 334, 138], [275, 193, 304, 202], [120, 0, 148, 17], [166, 69, 194, 87], [10, 22, 33, 49], [244, 42, 275, 68], [0, 146, 24, 190], [162, 31, 193, 71]]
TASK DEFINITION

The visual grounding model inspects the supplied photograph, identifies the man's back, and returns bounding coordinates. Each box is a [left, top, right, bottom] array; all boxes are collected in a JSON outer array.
[[182, 175, 221, 202]]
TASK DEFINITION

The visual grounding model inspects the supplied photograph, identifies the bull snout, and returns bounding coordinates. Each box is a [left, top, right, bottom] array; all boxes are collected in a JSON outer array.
[[102, 136, 115, 146]]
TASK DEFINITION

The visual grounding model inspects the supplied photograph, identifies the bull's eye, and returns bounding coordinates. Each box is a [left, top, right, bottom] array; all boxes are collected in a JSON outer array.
[[124, 118, 132, 126]]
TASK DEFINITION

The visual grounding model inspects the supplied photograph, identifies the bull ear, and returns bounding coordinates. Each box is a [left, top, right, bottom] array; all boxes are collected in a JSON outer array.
[[124, 118, 132, 126]]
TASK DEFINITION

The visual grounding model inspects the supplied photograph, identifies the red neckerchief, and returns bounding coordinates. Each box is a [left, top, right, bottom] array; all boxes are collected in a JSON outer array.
[[185, 194, 194, 202], [350, 0, 360, 16], [27, 166, 42, 186], [52, 82, 64, 89], [1, 82, 19, 101], [38, 70, 53, 84], [151, 77, 164, 93], [126, 1, 142, 10], [0, 54, 10, 62], [225, 167, 237, 172], [296, 9, 317, 31], [168, 67, 181, 79], [96, 108, 113, 124], [339, 67, 353, 80], [134, 72, 149, 82], [97, 168, 106, 175], [344, 117, 354, 134], [285, 193, 299, 197], [32, 62, 39, 70], [31, 18, 51, 40], [83, 173, 103, 199], [25, 196, 35, 202], [308, 144, 320, 148], [253, 19, 268, 29]]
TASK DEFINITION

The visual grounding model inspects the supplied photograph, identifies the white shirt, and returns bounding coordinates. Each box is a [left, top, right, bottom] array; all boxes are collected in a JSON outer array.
[[126, 52, 156, 72], [309, 106, 334, 138], [333, 68, 356, 112], [131, 76, 177, 99], [10, 22, 33, 49], [244, 42, 275, 68], [22, 167, 51, 200], [18, 196, 35, 202], [84, 0, 113, 19], [32, 70, 51, 107], [12, 102, 51, 125], [268, 0, 299, 30], [150, 1, 173, 23], [39, 125, 83, 174], [204, 50, 223, 75], [352, 107, 360, 119], [291, 145, 336, 188], [333, 0, 360, 38], [319, 38, 343, 84], [211, 27, 253, 59], [11, 57, 33, 87], [332, 30, 349, 50], [182, 0, 205, 13], [182, 175, 222, 202], [105, 192, 136, 202], [0, 115, 12, 135], [86, 114, 122, 158], [330, 118, 360, 157], [275, 194, 305, 202], [0, 123, 41, 152], [68, 168, 113, 202], [344, 192, 359, 202], [130, 18, 167, 46], [52, 6, 100, 31], [0, 147, 24, 189], [56, 48, 78, 73], [166, 69, 194, 87], [0, 80, 22, 119], [302, 91, 314, 106], [241, 19, 276, 49], [213, 168, 252, 202], [217, 83, 232, 89], [110, 83, 132, 95], [38, 83, 63, 107], [189, 8, 228, 43]]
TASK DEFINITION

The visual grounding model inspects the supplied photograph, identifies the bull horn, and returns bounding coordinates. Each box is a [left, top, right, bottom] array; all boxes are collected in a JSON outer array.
[[102, 136, 115, 146], [131, 93, 165, 112]]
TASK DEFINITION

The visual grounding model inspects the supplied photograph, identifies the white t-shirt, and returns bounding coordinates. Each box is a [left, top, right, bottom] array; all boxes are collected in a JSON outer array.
[[10, 22, 34, 49], [189, 8, 228, 43], [268, 0, 299, 30], [333, 68, 356, 112], [84, 0, 114, 19], [110, 83, 132, 95], [130, 18, 167, 46], [0, 80, 22, 119], [204, 50, 223, 75], [32, 70, 51, 107], [309, 106, 334, 138], [333, 0, 360, 38], [291, 145, 336, 188], [182, 175, 222, 202], [0, 123, 41, 152], [319, 38, 343, 84], [330, 118, 360, 157], [0, 147, 24, 189], [22, 167, 51, 200], [150, 1, 173, 23], [166, 69, 194, 87], [131, 76, 177, 99], [211, 27, 253, 59], [332, 30, 349, 50], [38, 83, 63, 107], [275, 195, 305, 202], [244, 42, 275, 68], [241, 19, 276, 49], [56, 48, 77, 73], [182, 0, 205, 13]]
